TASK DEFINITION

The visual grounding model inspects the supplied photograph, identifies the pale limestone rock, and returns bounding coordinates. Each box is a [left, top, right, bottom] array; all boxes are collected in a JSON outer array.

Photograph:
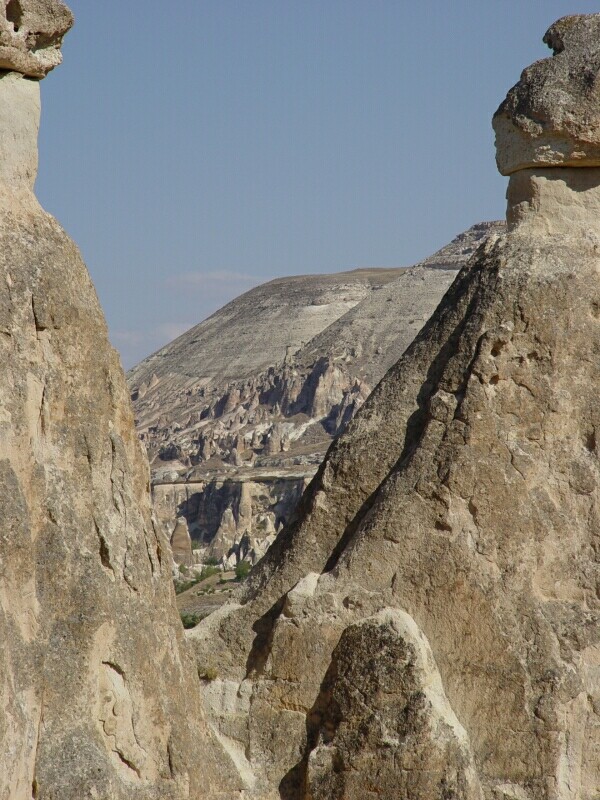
[[212, 508, 239, 559], [494, 14, 600, 174], [506, 167, 600, 235], [190, 15, 600, 799], [0, 71, 38, 189], [0, 0, 73, 78], [0, 25, 240, 800]]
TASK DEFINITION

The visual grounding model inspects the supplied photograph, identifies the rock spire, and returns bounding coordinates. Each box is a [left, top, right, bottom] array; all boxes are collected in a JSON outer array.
[[0, 5, 240, 799], [187, 15, 600, 799]]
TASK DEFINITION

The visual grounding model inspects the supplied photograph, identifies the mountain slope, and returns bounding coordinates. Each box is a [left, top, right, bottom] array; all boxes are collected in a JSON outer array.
[[128, 267, 406, 395], [128, 221, 503, 565]]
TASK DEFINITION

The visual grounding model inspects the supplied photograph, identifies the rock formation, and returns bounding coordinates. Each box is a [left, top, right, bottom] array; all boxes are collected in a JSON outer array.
[[0, 4, 240, 798], [170, 516, 194, 567], [189, 15, 600, 799], [494, 15, 600, 175], [0, 0, 73, 78], [129, 223, 502, 566]]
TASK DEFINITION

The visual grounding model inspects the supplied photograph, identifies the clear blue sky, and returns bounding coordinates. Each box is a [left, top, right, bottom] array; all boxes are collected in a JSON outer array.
[[35, 1, 600, 369]]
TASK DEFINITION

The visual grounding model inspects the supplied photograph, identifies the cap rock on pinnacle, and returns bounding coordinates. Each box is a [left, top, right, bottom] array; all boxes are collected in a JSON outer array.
[[0, 0, 73, 78]]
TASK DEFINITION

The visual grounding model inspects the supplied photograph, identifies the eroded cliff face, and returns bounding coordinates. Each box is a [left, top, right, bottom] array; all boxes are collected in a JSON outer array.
[[154, 474, 309, 568], [190, 15, 600, 800], [130, 224, 502, 568], [0, 7, 239, 799]]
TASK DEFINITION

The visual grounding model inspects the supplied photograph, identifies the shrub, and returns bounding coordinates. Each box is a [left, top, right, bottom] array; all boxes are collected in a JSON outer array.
[[174, 564, 221, 594], [235, 561, 251, 581], [180, 612, 202, 629], [199, 565, 220, 582], [198, 666, 218, 681]]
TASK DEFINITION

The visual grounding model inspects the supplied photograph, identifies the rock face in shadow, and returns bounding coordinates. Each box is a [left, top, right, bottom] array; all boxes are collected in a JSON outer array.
[[0, 16, 240, 800], [129, 223, 502, 567], [305, 610, 481, 800], [189, 15, 600, 799]]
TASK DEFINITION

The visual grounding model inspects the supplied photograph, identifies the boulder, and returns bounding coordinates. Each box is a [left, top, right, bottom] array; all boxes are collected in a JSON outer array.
[[494, 14, 600, 174], [305, 610, 481, 800], [0, 0, 73, 78]]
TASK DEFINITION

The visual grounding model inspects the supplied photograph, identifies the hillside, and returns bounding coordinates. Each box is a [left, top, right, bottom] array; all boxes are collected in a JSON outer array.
[[128, 221, 504, 565]]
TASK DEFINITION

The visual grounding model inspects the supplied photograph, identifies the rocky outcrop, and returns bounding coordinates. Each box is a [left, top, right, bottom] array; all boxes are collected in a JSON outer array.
[[129, 223, 502, 564], [0, 0, 73, 78], [305, 610, 481, 800], [190, 15, 600, 799], [494, 14, 600, 174], [0, 9, 239, 799], [154, 472, 310, 567]]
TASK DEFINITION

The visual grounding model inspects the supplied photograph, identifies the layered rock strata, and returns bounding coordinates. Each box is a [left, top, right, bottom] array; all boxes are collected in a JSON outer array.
[[130, 223, 502, 566], [191, 16, 600, 799], [0, 6, 239, 799]]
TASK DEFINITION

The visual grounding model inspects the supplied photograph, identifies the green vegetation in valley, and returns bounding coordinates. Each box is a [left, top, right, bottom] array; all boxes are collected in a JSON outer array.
[[174, 564, 221, 595], [235, 561, 252, 581], [180, 612, 205, 629]]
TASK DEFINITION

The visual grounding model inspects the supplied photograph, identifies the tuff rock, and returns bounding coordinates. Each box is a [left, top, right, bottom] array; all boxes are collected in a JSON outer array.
[[130, 223, 502, 569], [170, 516, 194, 567], [494, 14, 600, 174], [189, 15, 600, 800], [0, 0, 73, 78], [0, 12, 240, 800]]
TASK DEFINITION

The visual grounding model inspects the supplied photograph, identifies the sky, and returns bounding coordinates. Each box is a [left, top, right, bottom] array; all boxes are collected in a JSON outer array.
[[35, 0, 600, 369]]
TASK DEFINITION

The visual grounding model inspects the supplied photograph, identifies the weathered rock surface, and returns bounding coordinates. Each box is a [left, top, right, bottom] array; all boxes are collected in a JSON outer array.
[[0, 0, 73, 78], [189, 16, 600, 799], [305, 610, 481, 800], [170, 516, 193, 567], [154, 471, 309, 566], [494, 14, 600, 174], [0, 20, 239, 800], [129, 222, 502, 566]]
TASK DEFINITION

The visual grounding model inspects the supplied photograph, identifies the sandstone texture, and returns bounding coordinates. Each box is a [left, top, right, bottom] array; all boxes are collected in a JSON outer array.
[[129, 223, 502, 568], [494, 14, 600, 174], [0, 0, 73, 78], [186, 16, 600, 800], [0, 25, 239, 800]]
